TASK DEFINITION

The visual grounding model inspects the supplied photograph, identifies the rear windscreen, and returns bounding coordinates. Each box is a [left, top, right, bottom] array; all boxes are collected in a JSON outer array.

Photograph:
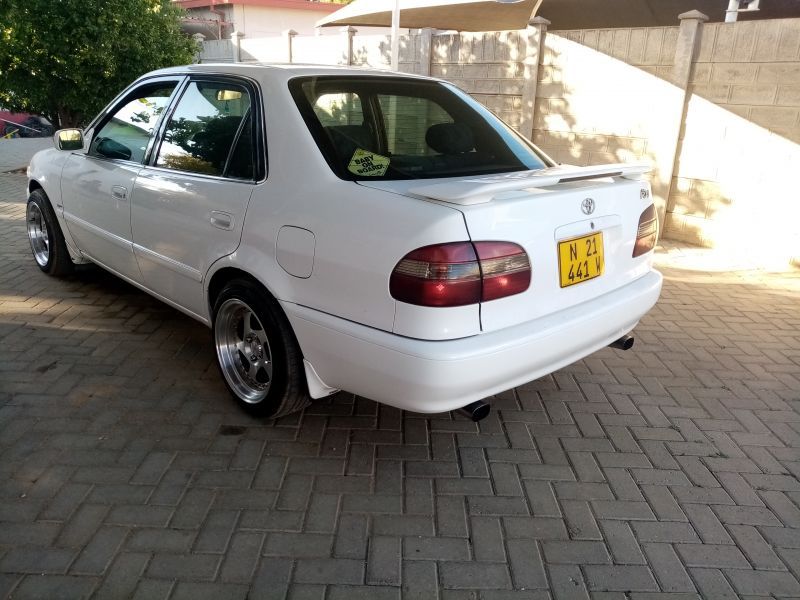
[[289, 76, 550, 181]]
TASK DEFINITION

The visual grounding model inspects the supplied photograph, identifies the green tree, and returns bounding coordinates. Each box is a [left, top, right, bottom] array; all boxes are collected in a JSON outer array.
[[0, 0, 197, 128]]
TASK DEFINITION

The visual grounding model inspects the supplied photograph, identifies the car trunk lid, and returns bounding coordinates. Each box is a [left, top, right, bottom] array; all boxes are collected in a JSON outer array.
[[359, 163, 655, 335]]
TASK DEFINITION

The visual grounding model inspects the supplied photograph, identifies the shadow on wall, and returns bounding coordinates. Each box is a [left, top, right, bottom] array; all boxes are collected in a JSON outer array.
[[534, 34, 800, 268], [669, 92, 800, 268], [532, 35, 678, 234]]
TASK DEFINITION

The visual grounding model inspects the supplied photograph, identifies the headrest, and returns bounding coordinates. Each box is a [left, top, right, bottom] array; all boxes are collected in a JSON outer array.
[[425, 122, 475, 155]]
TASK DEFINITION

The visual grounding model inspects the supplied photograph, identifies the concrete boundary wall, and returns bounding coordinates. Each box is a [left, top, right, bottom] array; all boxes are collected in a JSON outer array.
[[200, 15, 800, 267]]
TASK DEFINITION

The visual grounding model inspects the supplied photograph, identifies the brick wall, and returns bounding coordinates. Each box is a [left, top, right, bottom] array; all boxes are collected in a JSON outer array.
[[664, 18, 800, 264], [532, 27, 683, 224], [532, 17, 800, 267], [431, 31, 528, 129]]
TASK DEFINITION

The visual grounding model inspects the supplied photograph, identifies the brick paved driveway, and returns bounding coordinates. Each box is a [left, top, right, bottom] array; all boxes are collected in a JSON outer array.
[[1, 171, 800, 599]]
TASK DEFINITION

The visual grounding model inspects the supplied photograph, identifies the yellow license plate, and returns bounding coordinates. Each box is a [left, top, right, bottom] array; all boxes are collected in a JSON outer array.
[[558, 232, 604, 288]]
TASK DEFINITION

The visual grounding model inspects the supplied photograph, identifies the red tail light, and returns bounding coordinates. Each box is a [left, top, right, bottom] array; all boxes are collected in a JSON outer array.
[[633, 203, 658, 258], [390, 241, 531, 307]]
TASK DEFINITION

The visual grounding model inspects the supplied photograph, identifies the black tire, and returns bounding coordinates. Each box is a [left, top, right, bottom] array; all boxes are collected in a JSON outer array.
[[212, 279, 310, 418], [26, 189, 74, 276]]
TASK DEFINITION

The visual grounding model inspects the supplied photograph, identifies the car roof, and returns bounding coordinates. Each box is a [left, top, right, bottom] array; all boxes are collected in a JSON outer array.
[[146, 63, 435, 83]]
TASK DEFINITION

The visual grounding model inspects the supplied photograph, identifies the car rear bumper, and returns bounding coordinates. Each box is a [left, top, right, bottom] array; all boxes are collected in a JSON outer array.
[[283, 269, 663, 413]]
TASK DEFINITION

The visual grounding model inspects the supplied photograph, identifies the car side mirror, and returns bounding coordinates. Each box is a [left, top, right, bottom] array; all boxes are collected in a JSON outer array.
[[55, 129, 84, 151]]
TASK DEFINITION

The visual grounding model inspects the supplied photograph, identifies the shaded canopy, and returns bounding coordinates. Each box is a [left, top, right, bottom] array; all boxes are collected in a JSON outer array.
[[316, 0, 542, 31]]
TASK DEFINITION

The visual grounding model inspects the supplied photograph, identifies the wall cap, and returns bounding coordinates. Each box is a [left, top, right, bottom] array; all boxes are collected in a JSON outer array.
[[678, 10, 709, 21], [529, 16, 551, 26]]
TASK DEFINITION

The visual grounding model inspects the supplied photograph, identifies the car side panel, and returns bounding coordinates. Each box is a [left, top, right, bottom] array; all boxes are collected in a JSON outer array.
[[223, 175, 473, 336], [131, 169, 254, 318]]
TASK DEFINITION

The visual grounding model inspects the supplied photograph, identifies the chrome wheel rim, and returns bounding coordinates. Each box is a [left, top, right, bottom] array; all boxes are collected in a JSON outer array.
[[27, 202, 50, 267], [215, 298, 273, 403]]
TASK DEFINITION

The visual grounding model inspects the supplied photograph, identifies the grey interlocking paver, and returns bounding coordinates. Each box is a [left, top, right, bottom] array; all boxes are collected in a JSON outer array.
[[2, 172, 800, 597]]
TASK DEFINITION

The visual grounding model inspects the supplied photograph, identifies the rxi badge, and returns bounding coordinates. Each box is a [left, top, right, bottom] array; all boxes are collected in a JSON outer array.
[[581, 198, 595, 215]]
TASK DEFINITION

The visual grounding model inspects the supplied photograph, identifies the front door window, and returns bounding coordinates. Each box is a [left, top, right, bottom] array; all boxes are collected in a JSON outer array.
[[89, 82, 178, 163]]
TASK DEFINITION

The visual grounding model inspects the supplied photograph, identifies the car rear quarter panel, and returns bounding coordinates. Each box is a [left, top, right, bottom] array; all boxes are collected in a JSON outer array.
[[207, 70, 474, 337]]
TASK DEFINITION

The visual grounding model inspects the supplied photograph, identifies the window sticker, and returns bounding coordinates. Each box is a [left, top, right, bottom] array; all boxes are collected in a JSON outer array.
[[348, 148, 390, 177]]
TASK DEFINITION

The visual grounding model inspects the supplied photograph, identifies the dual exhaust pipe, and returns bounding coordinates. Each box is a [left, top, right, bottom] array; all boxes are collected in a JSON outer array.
[[459, 334, 634, 422]]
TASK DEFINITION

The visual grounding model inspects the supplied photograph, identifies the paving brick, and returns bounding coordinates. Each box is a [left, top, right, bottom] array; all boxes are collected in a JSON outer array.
[[439, 562, 512, 589], [727, 524, 786, 570], [127, 528, 195, 552], [293, 558, 364, 585], [57, 503, 110, 547], [402, 560, 439, 600], [193, 509, 238, 553], [334, 514, 368, 559], [506, 539, 548, 589], [584, 565, 659, 592], [404, 536, 471, 561], [600, 521, 646, 565], [373, 514, 434, 536], [725, 569, 800, 596], [146, 553, 220, 581], [561, 500, 602, 540], [220, 532, 264, 582], [468, 496, 529, 516], [543, 540, 611, 564], [642, 543, 695, 593], [548, 564, 590, 600], [70, 526, 129, 575], [105, 504, 173, 528], [328, 585, 400, 600], [170, 582, 249, 600], [249, 557, 292, 600], [0, 546, 75, 574], [682, 504, 733, 544], [712, 504, 783, 527], [690, 567, 738, 599], [11, 574, 98, 600], [92, 552, 149, 600], [675, 543, 749, 569], [367, 536, 401, 586]]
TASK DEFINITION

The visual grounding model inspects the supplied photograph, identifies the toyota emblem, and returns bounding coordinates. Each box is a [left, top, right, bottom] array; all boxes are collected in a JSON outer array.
[[581, 198, 595, 215]]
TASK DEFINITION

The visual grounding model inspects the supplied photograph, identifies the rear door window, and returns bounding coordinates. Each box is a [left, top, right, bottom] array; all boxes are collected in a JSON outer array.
[[155, 80, 254, 178]]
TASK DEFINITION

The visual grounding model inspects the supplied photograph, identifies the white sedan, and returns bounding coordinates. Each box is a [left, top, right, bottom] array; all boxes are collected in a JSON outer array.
[[26, 64, 662, 419]]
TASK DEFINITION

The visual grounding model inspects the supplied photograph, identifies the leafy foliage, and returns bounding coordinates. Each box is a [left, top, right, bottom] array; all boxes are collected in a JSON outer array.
[[0, 0, 197, 127]]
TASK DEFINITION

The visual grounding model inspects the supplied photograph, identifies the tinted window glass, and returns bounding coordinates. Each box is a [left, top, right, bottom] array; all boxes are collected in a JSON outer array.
[[291, 77, 549, 181], [90, 82, 177, 163], [378, 94, 453, 156], [313, 92, 363, 127], [156, 81, 252, 177], [226, 111, 253, 180]]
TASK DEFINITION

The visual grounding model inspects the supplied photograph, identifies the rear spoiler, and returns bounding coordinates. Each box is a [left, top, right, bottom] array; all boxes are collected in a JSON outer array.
[[409, 162, 651, 206]]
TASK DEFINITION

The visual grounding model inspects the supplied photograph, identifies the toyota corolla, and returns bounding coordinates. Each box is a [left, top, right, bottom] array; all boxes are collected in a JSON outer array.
[[26, 64, 662, 419]]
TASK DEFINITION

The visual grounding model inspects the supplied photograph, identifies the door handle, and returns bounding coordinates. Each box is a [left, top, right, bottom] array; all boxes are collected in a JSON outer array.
[[209, 211, 234, 230], [111, 185, 127, 201]]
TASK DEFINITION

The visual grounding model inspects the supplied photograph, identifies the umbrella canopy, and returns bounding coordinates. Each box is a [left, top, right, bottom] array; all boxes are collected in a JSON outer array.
[[316, 0, 541, 32]]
